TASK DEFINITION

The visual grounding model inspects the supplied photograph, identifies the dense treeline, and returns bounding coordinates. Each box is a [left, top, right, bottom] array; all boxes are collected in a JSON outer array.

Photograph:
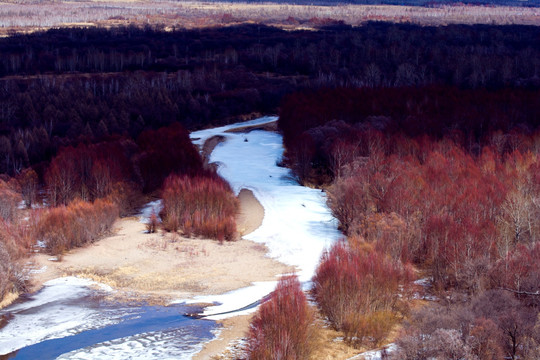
[[278, 87, 540, 356], [225, 0, 540, 5], [1, 23, 539, 82], [1, 23, 540, 176], [279, 86, 540, 184], [2, 21, 540, 351]]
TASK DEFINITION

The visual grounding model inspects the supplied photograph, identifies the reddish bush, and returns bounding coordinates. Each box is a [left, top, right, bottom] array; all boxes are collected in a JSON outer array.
[[489, 242, 540, 307], [108, 181, 144, 216], [0, 225, 30, 303], [160, 174, 238, 241], [0, 195, 39, 303], [146, 211, 159, 233], [312, 241, 412, 347], [327, 141, 513, 291], [137, 123, 204, 192], [37, 198, 118, 255], [469, 318, 505, 360], [45, 140, 136, 206], [0, 179, 21, 222], [16, 168, 38, 208], [394, 289, 537, 360], [0, 241, 17, 302], [246, 275, 315, 360]]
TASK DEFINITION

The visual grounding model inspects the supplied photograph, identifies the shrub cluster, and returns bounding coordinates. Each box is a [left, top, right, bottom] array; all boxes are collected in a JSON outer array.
[[279, 87, 540, 185], [0, 178, 21, 222], [391, 289, 540, 360], [313, 241, 412, 348], [326, 144, 540, 293], [0, 241, 17, 302], [160, 174, 238, 241], [0, 184, 36, 303], [37, 198, 118, 255], [246, 275, 316, 360]]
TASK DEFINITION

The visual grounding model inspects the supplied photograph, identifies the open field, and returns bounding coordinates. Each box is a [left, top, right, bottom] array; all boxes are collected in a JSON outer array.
[[0, 0, 539, 35]]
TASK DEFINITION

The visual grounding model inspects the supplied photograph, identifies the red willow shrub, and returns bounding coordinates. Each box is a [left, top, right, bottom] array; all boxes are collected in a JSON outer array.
[[279, 87, 540, 184], [489, 242, 540, 307], [246, 275, 315, 360], [137, 123, 204, 192], [312, 241, 413, 348], [0, 178, 21, 222], [0, 220, 34, 302], [45, 140, 137, 207], [160, 174, 238, 241], [0, 240, 18, 303], [0, 183, 39, 303], [37, 198, 118, 255], [326, 143, 516, 291]]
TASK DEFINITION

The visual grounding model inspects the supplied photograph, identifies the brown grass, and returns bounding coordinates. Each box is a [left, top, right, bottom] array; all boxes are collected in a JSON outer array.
[[37, 198, 119, 255], [0, 1, 539, 36]]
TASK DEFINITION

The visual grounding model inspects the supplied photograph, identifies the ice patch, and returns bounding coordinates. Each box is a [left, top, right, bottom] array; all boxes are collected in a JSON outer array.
[[188, 118, 342, 319], [36, 240, 47, 248], [182, 281, 278, 320], [349, 343, 396, 360], [191, 125, 341, 282], [139, 200, 163, 224], [56, 324, 213, 360], [28, 266, 47, 274], [190, 116, 278, 148], [0, 277, 114, 355]]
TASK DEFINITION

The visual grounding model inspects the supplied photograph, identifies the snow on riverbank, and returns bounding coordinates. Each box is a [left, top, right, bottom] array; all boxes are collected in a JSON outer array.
[[0, 116, 342, 358], [187, 116, 342, 319], [0, 277, 115, 355]]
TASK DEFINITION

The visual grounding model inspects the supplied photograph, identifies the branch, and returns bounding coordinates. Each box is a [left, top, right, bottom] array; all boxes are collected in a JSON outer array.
[[499, 287, 540, 296]]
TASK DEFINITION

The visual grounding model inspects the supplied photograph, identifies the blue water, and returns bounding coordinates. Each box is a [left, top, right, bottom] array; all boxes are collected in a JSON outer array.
[[0, 291, 217, 360]]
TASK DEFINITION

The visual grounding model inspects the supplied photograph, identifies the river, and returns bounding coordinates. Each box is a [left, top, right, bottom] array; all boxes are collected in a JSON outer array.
[[0, 116, 341, 359]]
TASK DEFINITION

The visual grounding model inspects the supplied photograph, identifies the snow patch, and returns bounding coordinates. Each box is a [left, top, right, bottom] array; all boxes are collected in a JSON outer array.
[[56, 326, 212, 360], [186, 118, 342, 319], [348, 343, 396, 360], [0, 277, 114, 355], [181, 281, 278, 320], [139, 200, 163, 224]]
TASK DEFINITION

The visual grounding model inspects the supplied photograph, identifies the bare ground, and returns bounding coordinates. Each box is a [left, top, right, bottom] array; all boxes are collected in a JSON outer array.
[[30, 189, 293, 305]]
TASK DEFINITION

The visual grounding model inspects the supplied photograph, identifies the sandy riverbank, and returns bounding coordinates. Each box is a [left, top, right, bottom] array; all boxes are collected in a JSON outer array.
[[30, 189, 293, 306]]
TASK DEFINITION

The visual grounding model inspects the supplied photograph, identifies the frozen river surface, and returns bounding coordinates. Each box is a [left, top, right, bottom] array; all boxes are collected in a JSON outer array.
[[0, 116, 341, 359]]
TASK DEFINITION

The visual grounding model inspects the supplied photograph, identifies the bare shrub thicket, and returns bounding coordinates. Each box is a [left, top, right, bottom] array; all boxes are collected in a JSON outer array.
[[0, 179, 21, 222], [161, 174, 238, 241], [0, 241, 16, 302], [392, 290, 540, 360], [0, 184, 36, 304], [37, 198, 118, 255], [246, 275, 316, 360], [313, 241, 412, 348]]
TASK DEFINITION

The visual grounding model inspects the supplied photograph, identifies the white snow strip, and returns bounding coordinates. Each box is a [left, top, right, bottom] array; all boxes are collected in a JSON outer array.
[[190, 116, 278, 148], [184, 117, 342, 319], [139, 200, 163, 224], [181, 281, 278, 320], [28, 266, 47, 274], [348, 343, 397, 360], [56, 327, 210, 360]]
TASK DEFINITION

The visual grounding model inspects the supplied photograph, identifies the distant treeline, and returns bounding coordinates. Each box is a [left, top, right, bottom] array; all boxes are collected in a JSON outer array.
[[215, 0, 540, 7], [1, 22, 540, 177], [2, 23, 540, 86]]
